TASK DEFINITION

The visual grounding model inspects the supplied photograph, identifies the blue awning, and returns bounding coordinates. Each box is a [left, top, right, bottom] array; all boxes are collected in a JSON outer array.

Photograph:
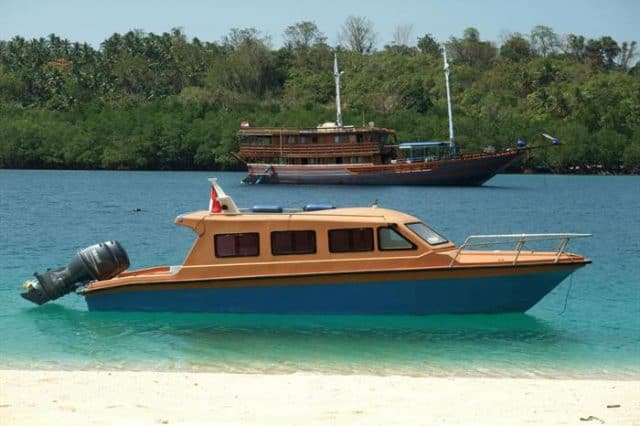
[[398, 141, 450, 149]]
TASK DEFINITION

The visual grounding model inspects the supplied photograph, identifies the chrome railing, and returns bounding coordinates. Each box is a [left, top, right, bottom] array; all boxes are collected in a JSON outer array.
[[448, 233, 591, 267]]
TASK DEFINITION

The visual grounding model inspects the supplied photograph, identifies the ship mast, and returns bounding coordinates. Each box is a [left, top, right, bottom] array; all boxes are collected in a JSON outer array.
[[442, 46, 457, 156], [334, 53, 343, 127]]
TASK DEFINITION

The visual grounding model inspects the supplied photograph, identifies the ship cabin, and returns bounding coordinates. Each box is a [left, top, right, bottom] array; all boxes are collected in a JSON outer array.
[[397, 141, 453, 163], [235, 122, 398, 166], [172, 204, 456, 278]]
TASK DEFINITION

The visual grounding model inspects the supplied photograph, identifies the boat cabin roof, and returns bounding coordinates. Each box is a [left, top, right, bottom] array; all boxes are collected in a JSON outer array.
[[175, 206, 421, 230], [172, 179, 453, 261], [237, 125, 396, 137]]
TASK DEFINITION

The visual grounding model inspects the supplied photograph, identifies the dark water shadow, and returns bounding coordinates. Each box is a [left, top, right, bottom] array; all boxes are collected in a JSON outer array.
[[24, 304, 564, 344]]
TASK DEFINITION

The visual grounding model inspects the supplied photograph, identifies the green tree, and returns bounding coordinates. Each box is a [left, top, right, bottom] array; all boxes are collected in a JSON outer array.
[[417, 33, 440, 56], [283, 21, 326, 51], [530, 25, 558, 57], [447, 28, 496, 67], [500, 33, 533, 62], [563, 34, 586, 62]]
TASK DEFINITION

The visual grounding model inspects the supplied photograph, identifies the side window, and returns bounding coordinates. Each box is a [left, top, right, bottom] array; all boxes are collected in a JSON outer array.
[[378, 227, 416, 250], [215, 233, 259, 258], [329, 228, 374, 253], [271, 230, 316, 255]]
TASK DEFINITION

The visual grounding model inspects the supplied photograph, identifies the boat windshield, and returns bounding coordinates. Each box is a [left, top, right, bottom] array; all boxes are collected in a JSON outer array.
[[406, 222, 448, 246]]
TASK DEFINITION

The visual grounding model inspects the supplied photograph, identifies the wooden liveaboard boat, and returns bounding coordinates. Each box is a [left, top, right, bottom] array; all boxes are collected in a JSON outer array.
[[234, 51, 528, 186], [21, 178, 591, 314]]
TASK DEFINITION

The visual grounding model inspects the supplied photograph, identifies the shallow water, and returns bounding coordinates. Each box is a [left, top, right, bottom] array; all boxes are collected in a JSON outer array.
[[1, 171, 638, 378]]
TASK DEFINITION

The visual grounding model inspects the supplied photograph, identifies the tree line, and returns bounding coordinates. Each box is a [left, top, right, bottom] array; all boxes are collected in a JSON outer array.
[[0, 18, 638, 173]]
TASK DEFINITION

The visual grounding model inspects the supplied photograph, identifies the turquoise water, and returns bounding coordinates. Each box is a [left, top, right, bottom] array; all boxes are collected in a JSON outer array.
[[1, 170, 638, 378]]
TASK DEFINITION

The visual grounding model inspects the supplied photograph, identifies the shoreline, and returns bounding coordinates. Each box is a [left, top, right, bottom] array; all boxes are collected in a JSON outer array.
[[2, 369, 639, 425], [2, 362, 640, 381]]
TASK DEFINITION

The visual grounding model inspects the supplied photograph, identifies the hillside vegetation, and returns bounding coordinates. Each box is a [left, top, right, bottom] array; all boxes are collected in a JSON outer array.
[[1, 21, 638, 172]]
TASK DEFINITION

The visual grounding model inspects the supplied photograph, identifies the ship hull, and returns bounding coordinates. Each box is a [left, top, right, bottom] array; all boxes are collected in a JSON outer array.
[[84, 265, 579, 314], [243, 150, 525, 186]]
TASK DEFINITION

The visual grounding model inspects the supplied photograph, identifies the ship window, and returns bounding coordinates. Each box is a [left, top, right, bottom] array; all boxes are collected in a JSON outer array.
[[378, 227, 416, 250], [371, 133, 389, 143], [271, 230, 316, 255], [406, 222, 448, 246], [329, 228, 374, 253], [214, 233, 260, 257]]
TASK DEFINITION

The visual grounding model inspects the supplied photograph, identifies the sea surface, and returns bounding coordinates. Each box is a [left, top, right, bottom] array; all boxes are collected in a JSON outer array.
[[1, 170, 638, 378]]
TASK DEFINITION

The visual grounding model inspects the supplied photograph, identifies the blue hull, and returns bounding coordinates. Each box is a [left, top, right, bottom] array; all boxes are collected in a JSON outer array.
[[85, 269, 575, 314]]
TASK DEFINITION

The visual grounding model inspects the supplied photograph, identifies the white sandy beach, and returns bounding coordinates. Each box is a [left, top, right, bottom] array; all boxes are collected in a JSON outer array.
[[1, 370, 638, 425]]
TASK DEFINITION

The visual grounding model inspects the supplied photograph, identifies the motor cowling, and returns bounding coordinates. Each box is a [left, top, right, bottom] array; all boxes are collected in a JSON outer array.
[[21, 241, 129, 305]]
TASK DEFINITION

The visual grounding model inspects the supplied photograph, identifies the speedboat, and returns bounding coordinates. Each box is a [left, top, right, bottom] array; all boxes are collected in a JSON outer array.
[[21, 178, 591, 314]]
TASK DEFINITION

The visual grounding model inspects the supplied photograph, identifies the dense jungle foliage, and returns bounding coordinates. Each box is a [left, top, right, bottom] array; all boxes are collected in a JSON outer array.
[[0, 21, 638, 172]]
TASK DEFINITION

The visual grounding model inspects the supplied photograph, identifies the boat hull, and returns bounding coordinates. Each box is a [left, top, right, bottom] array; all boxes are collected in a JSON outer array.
[[243, 150, 525, 186], [84, 266, 578, 314]]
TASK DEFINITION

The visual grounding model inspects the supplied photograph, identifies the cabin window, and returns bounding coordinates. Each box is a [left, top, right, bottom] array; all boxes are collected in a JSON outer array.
[[271, 230, 316, 255], [329, 228, 374, 253], [246, 136, 271, 145], [406, 222, 448, 246], [372, 133, 389, 143], [378, 227, 416, 250], [214, 233, 260, 258]]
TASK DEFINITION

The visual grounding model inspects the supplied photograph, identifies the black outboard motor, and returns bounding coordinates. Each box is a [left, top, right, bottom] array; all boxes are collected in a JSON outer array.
[[21, 241, 129, 305]]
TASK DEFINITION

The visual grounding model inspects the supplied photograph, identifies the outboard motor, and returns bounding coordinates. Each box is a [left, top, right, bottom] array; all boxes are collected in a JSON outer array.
[[21, 241, 129, 305]]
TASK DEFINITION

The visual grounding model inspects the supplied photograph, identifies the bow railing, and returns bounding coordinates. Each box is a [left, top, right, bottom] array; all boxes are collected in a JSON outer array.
[[448, 233, 591, 267]]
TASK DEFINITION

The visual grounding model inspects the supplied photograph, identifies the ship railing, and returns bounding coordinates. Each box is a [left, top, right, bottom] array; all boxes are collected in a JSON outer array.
[[448, 233, 592, 267], [391, 148, 522, 164], [238, 143, 381, 156]]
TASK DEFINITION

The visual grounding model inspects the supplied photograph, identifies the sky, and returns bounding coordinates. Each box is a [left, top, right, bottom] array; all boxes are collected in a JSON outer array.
[[0, 0, 638, 49]]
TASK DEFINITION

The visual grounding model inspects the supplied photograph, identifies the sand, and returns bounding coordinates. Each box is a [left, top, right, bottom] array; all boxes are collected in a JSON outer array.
[[1, 369, 638, 425]]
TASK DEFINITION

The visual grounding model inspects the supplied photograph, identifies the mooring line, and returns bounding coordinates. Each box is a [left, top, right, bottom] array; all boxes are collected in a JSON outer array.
[[560, 274, 574, 315]]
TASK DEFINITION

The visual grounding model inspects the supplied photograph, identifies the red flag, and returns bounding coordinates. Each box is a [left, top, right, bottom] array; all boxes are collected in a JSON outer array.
[[209, 187, 222, 213]]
